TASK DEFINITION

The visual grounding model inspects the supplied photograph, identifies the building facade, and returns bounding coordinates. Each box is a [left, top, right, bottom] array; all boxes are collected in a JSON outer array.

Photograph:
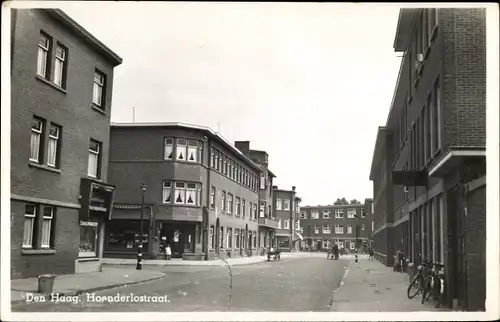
[[299, 201, 373, 252], [273, 186, 303, 252], [235, 142, 279, 251], [369, 8, 486, 311], [107, 124, 261, 260], [10, 9, 122, 278]]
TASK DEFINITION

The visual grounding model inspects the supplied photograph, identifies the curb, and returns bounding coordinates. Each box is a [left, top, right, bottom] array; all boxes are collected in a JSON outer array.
[[101, 258, 270, 267], [11, 273, 166, 305], [330, 258, 354, 312]]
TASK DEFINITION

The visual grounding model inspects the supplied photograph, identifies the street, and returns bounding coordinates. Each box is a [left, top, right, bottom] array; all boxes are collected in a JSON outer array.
[[12, 255, 350, 312]]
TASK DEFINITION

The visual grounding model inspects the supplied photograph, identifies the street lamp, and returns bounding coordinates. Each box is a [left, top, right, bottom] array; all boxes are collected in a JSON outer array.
[[136, 183, 147, 270]]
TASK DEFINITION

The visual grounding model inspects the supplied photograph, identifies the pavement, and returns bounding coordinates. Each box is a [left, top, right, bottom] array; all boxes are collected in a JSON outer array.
[[11, 252, 350, 312], [10, 267, 165, 303], [330, 255, 449, 312]]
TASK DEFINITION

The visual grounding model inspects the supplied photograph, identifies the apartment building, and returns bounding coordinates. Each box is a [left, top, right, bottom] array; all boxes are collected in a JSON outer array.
[[107, 124, 261, 260], [10, 9, 122, 278], [273, 186, 302, 252], [235, 142, 279, 250], [300, 201, 373, 252], [369, 8, 486, 311]]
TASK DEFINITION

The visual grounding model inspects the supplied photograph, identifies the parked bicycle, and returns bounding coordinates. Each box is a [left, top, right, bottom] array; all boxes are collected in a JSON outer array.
[[407, 252, 432, 299], [422, 262, 445, 308]]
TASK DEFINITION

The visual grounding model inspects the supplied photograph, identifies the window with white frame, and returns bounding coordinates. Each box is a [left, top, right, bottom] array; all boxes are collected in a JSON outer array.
[[227, 194, 233, 214], [41, 206, 55, 248], [338, 241, 344, 249], [210, 186, 215, 209], [235, 229, 240, 248], [253, 203, 257, 220], [347, 224, 353, 234], [30, 118, 44, 163], [361, 209, 366, 218], [219, 152, 223, 171], [311, 210, 319, 219], [53, 45, 66, 87], [335, 225, 344, 234], [188, 140, 202, 162], [221, 191, 226, 211], [47, 124, 60, 168], [347, 209, 356, 219], [284, 220, 289, 229], [227, 228, 232, 248], [322, 240, 329, 249], [242, 199, 246, 218], [37, 33, 50, 78], [165, 181, 201, 205], [322, 225, 331, 234], [259, 202, 265, 218], [93, 70, 105, 107], [278, 219, 282, 229], [176, 139, 187, 161], [219, 227, 224, 249], [260, 173, 266, 190], [23, 204, 36, 248], [283, 199, 290, 211], [88, 139, 101, 178], [162, 181, 173, 203], [210, 148, 215, 167], [214, 150, 219, 171], [314, 225, 320, 234], [235, 197, 241, 216], [322, 210, 331, 219], [252, 231, 256, 248], [276, 199, 282, 210], [174, 182, 186, 204], [335, 209, 344, 219], [186, 183, 199, 205], [79, 221, 98, 257]]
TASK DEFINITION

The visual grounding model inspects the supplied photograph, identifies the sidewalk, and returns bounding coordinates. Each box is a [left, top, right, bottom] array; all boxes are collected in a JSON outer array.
[[11, 267, 165, 303], [330, 256, 449, 312]]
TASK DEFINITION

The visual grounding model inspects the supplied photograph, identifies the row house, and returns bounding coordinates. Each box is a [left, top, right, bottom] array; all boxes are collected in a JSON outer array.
[[299, 200, 373, 252], [107, 123, 261, 260], [273, 186, 303, 252], [10, 9, 122, 278], [369, 8, 486, 311]]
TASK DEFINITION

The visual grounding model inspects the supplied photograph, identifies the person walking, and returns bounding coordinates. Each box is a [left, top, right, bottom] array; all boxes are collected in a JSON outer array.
[[165, 243, 172, 260], [369, 246, 374, 260], [333, 243, 339, 260]]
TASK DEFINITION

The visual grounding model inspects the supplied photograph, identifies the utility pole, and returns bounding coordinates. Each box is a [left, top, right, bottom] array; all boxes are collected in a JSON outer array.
[[136, 183, 147, 270]]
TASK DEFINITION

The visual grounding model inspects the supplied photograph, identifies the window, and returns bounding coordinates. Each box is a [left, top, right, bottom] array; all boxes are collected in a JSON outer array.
[[210, 226, 214, 249], [88, 139, 101, 178], [260, 173, 266, 190], [162, 181, 172, 203], [23, 204, 37, 248], [338, 241, 344, 249], [242, 199, 246, 218], [424, 95, 432, 163], [210, 186, 215, 209], [335, 209, 344, 219], [37, 33, 50, 78], [231, 160, 235, 179], [219, 153, 223, 171], [276, 199, 282, 210], [227, 194, 233, 214], [47, 124, 60, 167], [41, 206, 55, 248], [252, 231, 256, 249], [347, 209, 356, 219], [361, 209, 366, 218], [176, 139, 187, 161], [53, 45, 66, 87], [322, 210, 331, 219], [347, 225, 353, 234], [300, 212, 307, 219], [174, 182, 186, 204], [210, 148, 215, 167], [168, 181, 201, 205], [349, 242, 355, 250], [295, 220, 300, 230], [30, 118, 44, 163], [322, 225, 331, 234], [221, 191, 226, 211], [259, 202, 265, 218], [253, 203, 257, 220], [79, 221, 98, 257], [235, 229, 240, 248], [432, 78, 442, 154], [219, 227, 224, 249], [185, 183, 200, 205], [227, 228, 233, 248], [362, 224, 366, 231], [235, 197, 241, 216], [314, 225, 320, 234], [163, 138, 174, 160], [223, 156, 227, 175], [284, 220, 289, 229], [311, 210, 319, 219], [93, 71, 105, 107], [335, 225, 344, 234], [283, 200, 290, 211]]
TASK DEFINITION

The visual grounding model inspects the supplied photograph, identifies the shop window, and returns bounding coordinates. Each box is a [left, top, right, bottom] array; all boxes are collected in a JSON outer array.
[[79, 221, 98, 258]]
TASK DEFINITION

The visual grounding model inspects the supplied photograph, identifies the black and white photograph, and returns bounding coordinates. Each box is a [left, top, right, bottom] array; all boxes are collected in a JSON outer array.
[[1, 1, 499, 321]]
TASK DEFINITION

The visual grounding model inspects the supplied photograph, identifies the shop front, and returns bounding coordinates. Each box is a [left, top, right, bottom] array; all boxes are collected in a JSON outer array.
[[157, 221, 197, 259], [277, 235, 291, 251], [105, 219, 150, 258]]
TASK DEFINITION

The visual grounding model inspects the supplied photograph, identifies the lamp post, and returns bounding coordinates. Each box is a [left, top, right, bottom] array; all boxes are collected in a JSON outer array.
[[136, 183, 147, 270]]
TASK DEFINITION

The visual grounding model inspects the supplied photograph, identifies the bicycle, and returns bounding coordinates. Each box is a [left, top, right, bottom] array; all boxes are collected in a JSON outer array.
[[407, 253, 432, 299], [422, 262, 445, 308]]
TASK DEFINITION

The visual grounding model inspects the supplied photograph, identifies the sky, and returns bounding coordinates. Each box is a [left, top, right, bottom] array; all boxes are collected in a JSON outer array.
[[56, 2, 403, 206]]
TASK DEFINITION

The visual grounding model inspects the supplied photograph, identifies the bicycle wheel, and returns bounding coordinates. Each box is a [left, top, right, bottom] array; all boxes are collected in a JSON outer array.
[[421, 277, 432, 304], [407, 275, 421, 299], [433, 278, 442, 308]]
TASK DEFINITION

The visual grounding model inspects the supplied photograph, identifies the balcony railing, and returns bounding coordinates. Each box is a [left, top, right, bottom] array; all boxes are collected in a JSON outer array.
[[258, 217, 279, 229]]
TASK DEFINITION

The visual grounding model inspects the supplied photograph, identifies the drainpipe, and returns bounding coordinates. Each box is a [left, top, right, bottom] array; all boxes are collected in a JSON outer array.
[[204, 137, 211, 260]]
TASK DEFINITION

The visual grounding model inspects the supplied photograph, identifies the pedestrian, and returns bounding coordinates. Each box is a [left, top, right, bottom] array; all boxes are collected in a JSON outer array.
[[333, 243, 339, 260], [165, 243, 172, 260], [369, 247, 374, 260]]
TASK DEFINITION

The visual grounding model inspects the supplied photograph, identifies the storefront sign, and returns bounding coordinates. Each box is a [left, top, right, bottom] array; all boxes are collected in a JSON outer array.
[[80, 221, 98, 227]]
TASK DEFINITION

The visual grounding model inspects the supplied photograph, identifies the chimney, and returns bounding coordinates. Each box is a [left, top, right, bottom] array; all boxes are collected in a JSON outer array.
[[292, 186, 296, 191], [234, 141, 250, 156]]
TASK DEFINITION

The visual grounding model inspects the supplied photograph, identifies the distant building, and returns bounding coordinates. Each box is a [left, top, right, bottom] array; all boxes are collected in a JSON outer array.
[[369, 8, 486, 311], [273, 186, 303, 252], [10, 9, 122, 278], [300, 199, 373, 252]]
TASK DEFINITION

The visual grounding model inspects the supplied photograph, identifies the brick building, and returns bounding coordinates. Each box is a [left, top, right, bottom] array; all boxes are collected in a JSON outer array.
[[369, 8, 486, 311], [273, 186, 303, 252], [107, 123, 261, 260], [234, 142, 279, 251], [299, 200, 373, 252], [10, 9, 122, 278]]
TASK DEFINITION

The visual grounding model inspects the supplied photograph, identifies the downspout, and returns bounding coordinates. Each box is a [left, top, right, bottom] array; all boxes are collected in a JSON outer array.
[[204, 137, 211, 261]]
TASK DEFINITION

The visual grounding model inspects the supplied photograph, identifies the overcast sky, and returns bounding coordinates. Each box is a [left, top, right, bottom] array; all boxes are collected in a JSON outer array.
[[57, 2, 402, 206]]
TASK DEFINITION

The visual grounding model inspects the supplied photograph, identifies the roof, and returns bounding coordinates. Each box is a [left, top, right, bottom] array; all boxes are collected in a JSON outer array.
[[110, 122, 263, 172], [393, 9, 418, 52], [369, 127, 388, 181], [302, 204, 365, 209], [46, 9, 123, 66]]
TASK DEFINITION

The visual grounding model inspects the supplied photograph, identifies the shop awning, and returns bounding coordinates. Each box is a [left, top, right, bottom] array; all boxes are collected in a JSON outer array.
[[293, 232, 304, 241]]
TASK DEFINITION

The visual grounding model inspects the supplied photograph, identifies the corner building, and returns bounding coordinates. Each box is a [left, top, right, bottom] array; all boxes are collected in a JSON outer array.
[[10, 9, 122, 278], [107, 123, 261, 260], [369, 8, 486, 311], [273, 186, 303, 252]]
